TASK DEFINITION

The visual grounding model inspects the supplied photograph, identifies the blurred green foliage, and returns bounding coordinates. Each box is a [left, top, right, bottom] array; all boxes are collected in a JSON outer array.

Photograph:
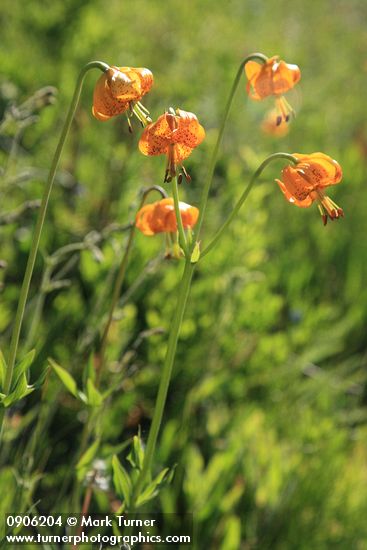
[[1, 0, 367, 548]]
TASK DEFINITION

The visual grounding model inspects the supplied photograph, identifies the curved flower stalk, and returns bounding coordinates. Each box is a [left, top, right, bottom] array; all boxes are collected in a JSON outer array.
[[276, 152, 344, 224], [93, 66, 153, 128], [0, 61, 110, 441], [245, 56, 301, 125], [139, 108, 205, 182], [195, 52, 268, 240]]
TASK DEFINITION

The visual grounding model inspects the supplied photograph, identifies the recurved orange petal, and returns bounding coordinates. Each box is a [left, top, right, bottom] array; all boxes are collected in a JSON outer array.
[[108, 67, 142, 101], [276, 178, 314, 208], [149, 198, 174, 233], [92, 72, 129, 121], [135, 204, 155, 235], [245, 60, 263, 82], [173, 109, 206, 149], [271, 61, 301, 96], [134, 67, 154, 96], [159, 200, 199, 232], [293, 153, 342, 187], [281, 166, 315, 201], [139, 114, 171, 156], [180, 202, 199, 228], [252, 63, 275, 99], [173, 143, 194, 163], [108, 66, 153, 102]]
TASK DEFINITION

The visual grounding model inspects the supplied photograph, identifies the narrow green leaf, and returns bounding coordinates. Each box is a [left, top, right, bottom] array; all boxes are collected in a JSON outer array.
[[12, 349, 36, 390], [127, 432, 144, 470], [136, 468, 170, 507], [83, 353, 96, 388], [48, 358, 78, 398], [0, 349, 7, 390], [76, 439, 100, 471], [3, 374, 34, 407], [101, 439, 131, 459], [112, 455, 131, 507], [86, 379, 104, 407], [33, 366, 50, 390]]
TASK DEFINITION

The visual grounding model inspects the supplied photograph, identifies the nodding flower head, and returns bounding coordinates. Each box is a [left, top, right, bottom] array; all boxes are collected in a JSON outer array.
[[245, 56, 301, 125], [138, 108, 205, 183], [136, 198, 199, 235], [92, 66, 153, 128], [276, 153, 344, 225]]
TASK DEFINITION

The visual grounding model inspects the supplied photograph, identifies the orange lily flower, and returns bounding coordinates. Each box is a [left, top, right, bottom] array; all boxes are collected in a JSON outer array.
[[138, 108, 205, 182], [276, 153, 344, 225], [245, 56, 301, 125], [136, 198, 199, 236], [92, 66, 153, 127]]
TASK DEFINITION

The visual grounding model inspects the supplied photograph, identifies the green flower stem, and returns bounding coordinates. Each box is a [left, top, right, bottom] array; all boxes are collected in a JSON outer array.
[[96, 185, 167, 385], [194, 53, 268, 245], [0, 61, 109, 439], [130, 259, 195, 509], [201, 153, 298, 258], [172, 174, 189, 256]]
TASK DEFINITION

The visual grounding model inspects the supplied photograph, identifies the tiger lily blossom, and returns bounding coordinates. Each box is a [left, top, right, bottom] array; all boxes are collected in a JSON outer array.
[[245, 56, 301, 125], [136, 198, 199, 236], [92, 66, 153, 128], [138, 108, 205, 183], [275, 153, 344, 225]]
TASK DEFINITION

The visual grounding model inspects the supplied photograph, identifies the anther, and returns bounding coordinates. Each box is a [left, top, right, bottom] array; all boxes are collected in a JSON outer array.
[[164, 169, 171, 183], [182, 165, 191, 183], [127, 116, 133, 134]]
